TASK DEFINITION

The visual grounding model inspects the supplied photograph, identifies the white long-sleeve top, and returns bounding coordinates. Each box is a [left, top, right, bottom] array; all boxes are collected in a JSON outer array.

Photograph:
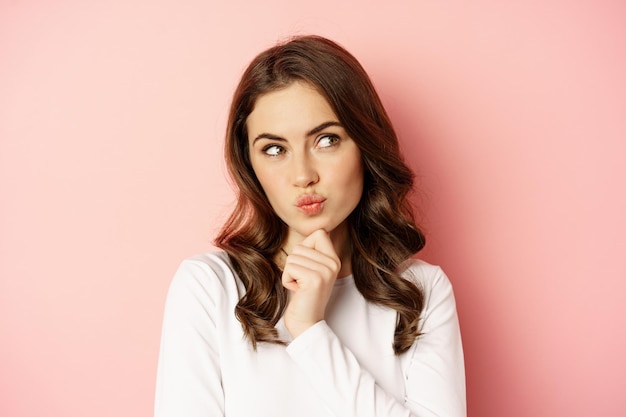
[[154, 252, 465, 417]]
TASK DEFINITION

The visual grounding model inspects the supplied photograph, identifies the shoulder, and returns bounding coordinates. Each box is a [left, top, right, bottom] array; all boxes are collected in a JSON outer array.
[[398, 259, 457, 315], [398, 258, 450, 291], [179, 251, 235, 278], [166, 251, 243, 304]]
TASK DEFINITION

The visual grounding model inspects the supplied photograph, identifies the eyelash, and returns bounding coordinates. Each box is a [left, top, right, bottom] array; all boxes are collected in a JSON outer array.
[[262, 144, 286, 157], [317, 134, 340, 148], [260, 134, 341, 157]]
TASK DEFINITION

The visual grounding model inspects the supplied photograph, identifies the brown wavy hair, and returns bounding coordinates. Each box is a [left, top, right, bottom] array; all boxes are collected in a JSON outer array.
[[214, 35, 426, 354]]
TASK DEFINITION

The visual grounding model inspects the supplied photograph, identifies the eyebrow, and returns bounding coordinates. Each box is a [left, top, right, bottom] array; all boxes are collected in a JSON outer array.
[[252, 121, 343, 144]]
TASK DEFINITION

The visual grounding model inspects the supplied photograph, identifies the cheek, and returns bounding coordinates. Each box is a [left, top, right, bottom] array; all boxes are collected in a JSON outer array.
[[337, 154, 364, 189], [254, 167, 285, 205], [250, 157, 270, 188]]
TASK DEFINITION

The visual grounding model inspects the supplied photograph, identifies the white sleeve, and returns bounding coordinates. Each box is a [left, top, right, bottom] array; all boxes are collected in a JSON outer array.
[[404, 267, 466, 416], [285, 267, 465, 417], [154, 260, 225, 417]]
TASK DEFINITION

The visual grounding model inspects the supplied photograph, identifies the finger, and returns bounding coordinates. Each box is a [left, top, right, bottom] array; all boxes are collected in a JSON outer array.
[[282, 262, 323, 285], [288, 246, 338, 272], [283, 255, 336, 286], [301, 229, 337, 259], [281, 272, 299, 291]]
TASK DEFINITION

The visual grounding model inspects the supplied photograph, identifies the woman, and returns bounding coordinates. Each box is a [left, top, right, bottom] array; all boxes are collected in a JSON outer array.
[[155, 35, 465, 417]]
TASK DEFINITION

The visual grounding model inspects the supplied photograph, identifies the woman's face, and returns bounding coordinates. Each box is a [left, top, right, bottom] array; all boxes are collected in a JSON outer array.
[[247, 81, 364, 246]]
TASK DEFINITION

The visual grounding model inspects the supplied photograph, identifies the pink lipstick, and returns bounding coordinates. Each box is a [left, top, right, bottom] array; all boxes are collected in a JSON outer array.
[[295, 194, 326, 215]]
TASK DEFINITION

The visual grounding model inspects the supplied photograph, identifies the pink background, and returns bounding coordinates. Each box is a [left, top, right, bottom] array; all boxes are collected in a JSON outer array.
[[1, 1, 625, 416]]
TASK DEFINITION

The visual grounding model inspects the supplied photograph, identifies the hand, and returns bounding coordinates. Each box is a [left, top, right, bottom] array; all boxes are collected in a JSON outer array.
[[281, 229, 341, 338]]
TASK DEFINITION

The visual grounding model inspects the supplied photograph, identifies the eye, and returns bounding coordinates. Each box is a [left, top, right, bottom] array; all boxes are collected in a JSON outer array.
[[317, 134, 340, 148], [262, 144, 285, 157]]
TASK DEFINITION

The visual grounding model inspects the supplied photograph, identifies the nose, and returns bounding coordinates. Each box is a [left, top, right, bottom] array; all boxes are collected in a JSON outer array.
[[292, 153, 319, 188]]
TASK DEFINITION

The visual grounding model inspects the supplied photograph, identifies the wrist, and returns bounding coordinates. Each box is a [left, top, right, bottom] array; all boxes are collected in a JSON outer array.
[[285, 317, 322, 339]]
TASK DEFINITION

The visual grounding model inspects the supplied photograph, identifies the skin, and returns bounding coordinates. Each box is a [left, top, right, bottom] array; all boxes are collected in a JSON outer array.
[[247, 81, 364, 338]]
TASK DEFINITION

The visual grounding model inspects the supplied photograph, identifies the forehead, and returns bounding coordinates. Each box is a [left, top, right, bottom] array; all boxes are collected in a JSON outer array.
[[246, 82, 338, 138]]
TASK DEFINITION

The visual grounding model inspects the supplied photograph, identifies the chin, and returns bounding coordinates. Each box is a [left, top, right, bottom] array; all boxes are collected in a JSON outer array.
[[288, 221, 326, 236], [295, 218, 346, 237]]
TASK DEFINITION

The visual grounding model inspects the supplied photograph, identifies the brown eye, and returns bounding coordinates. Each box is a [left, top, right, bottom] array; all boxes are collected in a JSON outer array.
[[263, 144, 285, 157], [317, 134, 340, 148]]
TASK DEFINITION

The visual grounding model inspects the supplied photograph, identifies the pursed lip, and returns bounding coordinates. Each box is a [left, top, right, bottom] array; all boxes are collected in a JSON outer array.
[[295, 194, 326, 207], [294, 194, 326, 215]]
